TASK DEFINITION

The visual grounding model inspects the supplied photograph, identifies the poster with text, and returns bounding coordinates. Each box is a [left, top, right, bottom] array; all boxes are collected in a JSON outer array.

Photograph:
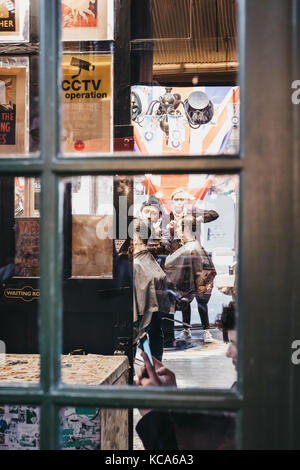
[[62, 0, 113, 41], [0, 0, 29, 42], [0, 58, 28, 156], [62, 54, 112, 154]]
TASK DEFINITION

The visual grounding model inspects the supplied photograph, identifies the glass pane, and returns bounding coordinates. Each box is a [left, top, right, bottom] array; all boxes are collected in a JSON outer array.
[[0, 1, 40, 157], [130, 0, 240, 156], [60, 0, 114, 155], [0, 405, 40, 450], [59, 0, 239, 156], [0, 176, 40, 384], [59, 407, 128, 450], [60, 174, 239, 391]]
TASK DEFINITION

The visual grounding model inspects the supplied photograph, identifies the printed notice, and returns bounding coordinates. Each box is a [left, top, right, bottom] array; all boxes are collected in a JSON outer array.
[[0, 0, 17, 32], [62, 54, 112, 153], [0, 0, 29, 42], [0, 59, 28, 155], [62, 0, 113, 41], [0, 76, 16, 145]]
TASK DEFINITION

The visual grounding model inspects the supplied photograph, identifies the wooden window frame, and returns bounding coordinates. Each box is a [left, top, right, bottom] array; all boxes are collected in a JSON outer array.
[[0, 0, 299, 450]]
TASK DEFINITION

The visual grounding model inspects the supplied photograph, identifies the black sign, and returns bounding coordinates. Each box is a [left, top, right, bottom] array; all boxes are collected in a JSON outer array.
[[0, 2, 16, 32], [0, 104, 16, 145]]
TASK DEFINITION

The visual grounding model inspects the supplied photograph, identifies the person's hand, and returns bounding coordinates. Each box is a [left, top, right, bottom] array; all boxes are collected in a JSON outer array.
[[152, 221, 162, 237], [135, 353, 177, 417], [136, 352, 177, 388], [166, 220, 176, 231]]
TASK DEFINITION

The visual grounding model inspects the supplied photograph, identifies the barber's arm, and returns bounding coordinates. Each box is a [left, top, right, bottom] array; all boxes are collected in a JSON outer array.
[[196, 209, 219, 223]]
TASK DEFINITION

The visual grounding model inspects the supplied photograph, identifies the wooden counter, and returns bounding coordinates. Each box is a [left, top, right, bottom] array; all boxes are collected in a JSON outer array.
[[0, 354, 130, 450]]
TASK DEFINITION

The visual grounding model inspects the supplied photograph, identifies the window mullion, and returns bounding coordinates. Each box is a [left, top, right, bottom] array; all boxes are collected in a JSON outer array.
[[39, 0, 61, 451]]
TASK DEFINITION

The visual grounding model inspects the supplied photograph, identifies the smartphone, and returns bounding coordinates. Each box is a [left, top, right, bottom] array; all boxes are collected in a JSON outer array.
[[138, 334, 154, 366]]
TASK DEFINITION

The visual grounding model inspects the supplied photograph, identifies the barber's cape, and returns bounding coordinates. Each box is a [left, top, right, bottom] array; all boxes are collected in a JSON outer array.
[[164, 240, 216, 302], [133, 250, 169, 335]]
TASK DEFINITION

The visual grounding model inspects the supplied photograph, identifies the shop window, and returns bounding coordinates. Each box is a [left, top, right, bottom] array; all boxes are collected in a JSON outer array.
[[0, 1, 40, 157], [60, 173, 239, 394]]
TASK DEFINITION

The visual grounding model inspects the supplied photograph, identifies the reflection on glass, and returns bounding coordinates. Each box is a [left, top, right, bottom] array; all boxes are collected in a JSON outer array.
[[0, 405, 40, 450], [0, 177, 40, 383], [61, 174, 238, 391], [59, 407, 128, 450]]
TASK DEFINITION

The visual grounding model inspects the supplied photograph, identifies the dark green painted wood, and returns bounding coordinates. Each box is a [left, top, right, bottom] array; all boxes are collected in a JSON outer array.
[[39, 0, 61, 450], [0, 0, 298, 451], [291, 0, 300, 451], [0, 386, 241, 410], [241, 0, 294, 450]]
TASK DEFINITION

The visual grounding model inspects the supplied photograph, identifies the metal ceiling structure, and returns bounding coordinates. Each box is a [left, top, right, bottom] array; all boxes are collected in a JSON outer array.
[[152, 0, 238, 69], [131, 0, 238, 81]]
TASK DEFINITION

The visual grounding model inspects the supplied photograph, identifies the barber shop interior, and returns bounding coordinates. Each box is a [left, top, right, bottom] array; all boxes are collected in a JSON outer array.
[[0, 0, 298, 452]]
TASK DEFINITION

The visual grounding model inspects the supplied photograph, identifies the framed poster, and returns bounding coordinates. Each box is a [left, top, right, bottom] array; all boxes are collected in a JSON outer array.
[[14, 217, 40, 277], [0, 57, 29, 156], [62, 0, 114, 41], [0, 0, 29, 42], [72, 214, 113, 278], [61, 53, 112, 154]]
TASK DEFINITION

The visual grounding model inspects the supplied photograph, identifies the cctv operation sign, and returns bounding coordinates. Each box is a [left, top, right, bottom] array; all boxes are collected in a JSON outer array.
[[61, 54, 112, 153]]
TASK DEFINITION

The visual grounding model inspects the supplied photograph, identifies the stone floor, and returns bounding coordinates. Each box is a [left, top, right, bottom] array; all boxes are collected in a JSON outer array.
[[133, 327, 237, 450]]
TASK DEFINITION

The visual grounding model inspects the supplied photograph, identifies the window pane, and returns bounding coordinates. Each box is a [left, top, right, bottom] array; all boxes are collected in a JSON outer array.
[[60, 174, 239, 391], [130, 0, 240, 156], [0, 176, 40, 383], [0, 405, 40, 450], [60, 0, 114, 155], [59, 407, 128, 450], [59, 0, 239, 156], [0, 1, 40, 157]]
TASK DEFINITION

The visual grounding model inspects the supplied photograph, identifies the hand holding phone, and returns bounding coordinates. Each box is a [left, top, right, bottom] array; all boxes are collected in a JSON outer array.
[[138, 334, 154, 366], [136, 351, 177, 388]]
